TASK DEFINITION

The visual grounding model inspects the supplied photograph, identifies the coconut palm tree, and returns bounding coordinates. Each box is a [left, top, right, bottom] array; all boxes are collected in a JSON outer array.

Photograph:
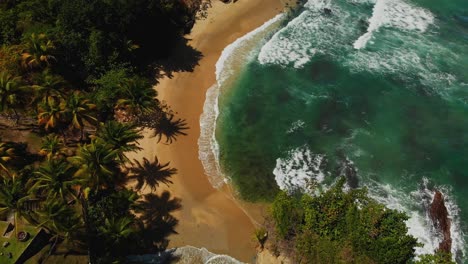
[[31, 70, 66, 104], [39, 134, 67, 160], [37, 96, 67, 131], [69, 139, 122, 190], [99, 216, 134, 243], [36, 199, 82, 254], [21, 33, 56, 69], [65, 91, 97, 141], [93, 121, 143, 163], [32, 159, 80, 202], [0, 142, 16, 175], [0, 71, 25, 123], [129, 156, 176, 192], [115, 78, 157, 117], [0, 173, 36, 236], [98, 216, 136, 259]]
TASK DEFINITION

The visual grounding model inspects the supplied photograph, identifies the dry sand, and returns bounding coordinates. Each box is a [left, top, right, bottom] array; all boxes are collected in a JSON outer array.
[[127, 0, 288, 262]]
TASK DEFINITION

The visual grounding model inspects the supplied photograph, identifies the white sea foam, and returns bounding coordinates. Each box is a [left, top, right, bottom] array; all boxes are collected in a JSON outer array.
[[199, 14, 285, 188], [215, 13, 284, 86], [413, 178, 467, 261], [354, 0, 434, 49], [258, 0, 356, 68], [172, 246, 244, 264], [198, 84, 225, 188], [367, 178, 466, 260], [273, 146, 327, 193], [286, 120, 306, 134]]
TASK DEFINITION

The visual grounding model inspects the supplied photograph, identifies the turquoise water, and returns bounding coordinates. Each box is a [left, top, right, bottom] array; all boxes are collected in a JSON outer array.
[[214, 0, 468, 261]]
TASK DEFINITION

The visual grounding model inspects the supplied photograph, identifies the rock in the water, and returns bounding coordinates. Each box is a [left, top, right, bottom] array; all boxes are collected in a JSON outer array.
[[429, 190, 452, 253], [323, 8, 332, 15]]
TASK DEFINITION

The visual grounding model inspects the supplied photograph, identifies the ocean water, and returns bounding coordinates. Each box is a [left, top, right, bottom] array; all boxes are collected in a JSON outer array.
[[199, 0, 468, 261]]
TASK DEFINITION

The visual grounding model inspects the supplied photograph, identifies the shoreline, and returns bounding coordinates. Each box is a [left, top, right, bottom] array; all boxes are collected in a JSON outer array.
[[128, 0, 287, 262]]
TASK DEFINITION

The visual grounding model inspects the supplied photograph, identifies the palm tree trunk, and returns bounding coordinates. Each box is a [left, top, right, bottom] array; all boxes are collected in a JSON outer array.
[[79, 192, 94, 264], [80, 127, 84, 142], [14, 211, 18, 238], [12, 109, 19, 125]]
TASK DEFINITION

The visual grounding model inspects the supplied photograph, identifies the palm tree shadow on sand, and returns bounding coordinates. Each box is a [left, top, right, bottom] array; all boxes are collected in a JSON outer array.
[[129, 155, 177, 192], [138, 111, 189, 144], [136, 192, 182, 251]]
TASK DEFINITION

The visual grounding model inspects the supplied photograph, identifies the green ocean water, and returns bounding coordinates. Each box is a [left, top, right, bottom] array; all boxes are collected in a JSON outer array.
[[214, 0, 468, 261]]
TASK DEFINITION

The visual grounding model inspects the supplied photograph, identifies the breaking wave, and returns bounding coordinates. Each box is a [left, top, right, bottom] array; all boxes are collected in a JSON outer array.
[[198, 14, 285, 188]]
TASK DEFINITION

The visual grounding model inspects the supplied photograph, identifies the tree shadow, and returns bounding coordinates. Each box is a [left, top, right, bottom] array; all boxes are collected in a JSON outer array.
[[129, 155, 177, 192], [153, 37, 203, 79], [138, 111, 189, 144], [136, 192, 182, 251]]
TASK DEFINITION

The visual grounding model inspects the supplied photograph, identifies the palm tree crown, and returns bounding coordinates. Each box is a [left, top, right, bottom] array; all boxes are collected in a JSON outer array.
[[69, 139, 122, 189], [32, 159, 80, 202], [94, 121, 143, 163], [21, 33, 56, 69]]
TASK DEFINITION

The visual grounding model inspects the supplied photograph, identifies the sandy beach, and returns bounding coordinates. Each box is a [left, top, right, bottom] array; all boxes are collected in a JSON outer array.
[[126, 0, 287, 262]]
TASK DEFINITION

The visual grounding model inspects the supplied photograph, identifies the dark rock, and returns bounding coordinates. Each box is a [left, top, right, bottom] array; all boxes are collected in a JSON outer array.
[[324, 8, 332, 15], [429, 190, 452, 253]]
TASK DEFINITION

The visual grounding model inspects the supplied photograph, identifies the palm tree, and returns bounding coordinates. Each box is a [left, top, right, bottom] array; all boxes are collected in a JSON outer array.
[[0, 174, 36, 236], [68, 139, 122, 190], [0, 71, 25, 123], [115, 78, 157, 117], [94, 121, 143, 163], [0, 142, 16, 175], [37, 96, 67, 131], [21, 33, 56, 69], [129, 156, 176, 192], [36, 199, 81, 254], [31, 70, 66, 104], [39, 134, 67, 160], [98, 216, 135, 258], [65, 92, 97, 141], [31, 159, 80, 202], [99, 216, 134, 243]]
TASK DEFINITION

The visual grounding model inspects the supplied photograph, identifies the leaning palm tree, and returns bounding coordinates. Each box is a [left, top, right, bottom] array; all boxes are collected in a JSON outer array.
[[39, 134, 67, 160], [0, 142, 16, 175], [21, 33, 56, 69], [37, 96, 67, 131], [0, 173, 36, 237], [129, 156, 176, 192], [65, 91, 97, 141], [31, 159, 80, 202], [68, 139, 122, 190], [115, 78, 158, 117], [0, 71, 25, 123], [93, 121, 143, 164]]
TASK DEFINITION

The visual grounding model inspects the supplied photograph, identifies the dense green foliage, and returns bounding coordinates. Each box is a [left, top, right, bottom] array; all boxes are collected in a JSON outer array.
[[0, 0, 200, 262], [271, 178, 424, 264]]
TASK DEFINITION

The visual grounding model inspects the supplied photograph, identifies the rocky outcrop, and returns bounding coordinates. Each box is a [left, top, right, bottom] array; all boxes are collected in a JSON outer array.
[[429, 190, 452, 253]]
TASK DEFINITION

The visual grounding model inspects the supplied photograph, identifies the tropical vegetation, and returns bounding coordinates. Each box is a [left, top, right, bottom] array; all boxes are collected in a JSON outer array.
[[0, 0, 206, 262], [267, 178, 455, 264]]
